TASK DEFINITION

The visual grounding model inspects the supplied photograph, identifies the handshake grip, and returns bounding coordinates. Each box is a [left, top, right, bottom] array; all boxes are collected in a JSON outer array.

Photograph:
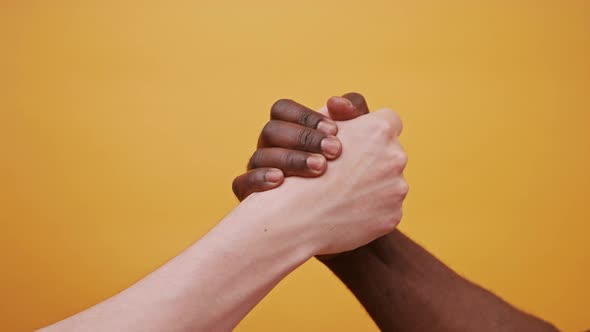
[[233, 93, 408, 256]]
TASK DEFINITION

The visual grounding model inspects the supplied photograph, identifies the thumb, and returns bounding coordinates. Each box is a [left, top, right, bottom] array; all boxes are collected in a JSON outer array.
[[326, 92, 370, 121]]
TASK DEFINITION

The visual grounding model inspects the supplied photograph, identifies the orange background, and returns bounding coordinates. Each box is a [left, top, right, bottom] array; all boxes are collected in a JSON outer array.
[[1, 1, 589, 331]]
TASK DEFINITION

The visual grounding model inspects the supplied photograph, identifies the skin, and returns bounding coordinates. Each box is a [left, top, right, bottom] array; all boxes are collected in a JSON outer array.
[[38, 101, 408, 332], [234, 92, 561, 332]]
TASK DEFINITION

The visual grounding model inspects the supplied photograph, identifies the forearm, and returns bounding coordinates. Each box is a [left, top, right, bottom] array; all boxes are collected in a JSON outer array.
[[39, 196, 312, 332], [323, 230, 558, 332]]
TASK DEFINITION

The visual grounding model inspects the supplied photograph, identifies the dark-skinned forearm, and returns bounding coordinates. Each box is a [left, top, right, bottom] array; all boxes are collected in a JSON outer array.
[[322, 230, 559, 332]]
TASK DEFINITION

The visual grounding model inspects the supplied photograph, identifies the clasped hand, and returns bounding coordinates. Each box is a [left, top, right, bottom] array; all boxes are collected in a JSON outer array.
[[233, 93, 409, 256]]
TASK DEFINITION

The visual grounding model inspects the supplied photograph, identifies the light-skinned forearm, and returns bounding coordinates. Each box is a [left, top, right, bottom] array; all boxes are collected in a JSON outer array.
[[39, 194, 314, 332], [323, 230, 559, 332], [40, 108, 406, 332]]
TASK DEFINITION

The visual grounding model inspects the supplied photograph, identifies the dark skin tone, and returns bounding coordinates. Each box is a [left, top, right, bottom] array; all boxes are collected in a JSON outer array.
[[233, 93, 561, 332]]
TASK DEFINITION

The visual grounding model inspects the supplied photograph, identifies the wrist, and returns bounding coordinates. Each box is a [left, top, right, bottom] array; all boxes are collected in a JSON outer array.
[[320, 231, 417, 278], [237, 179, 331, 257], [163, 195, 317, 331], [228, 191, 318, 264]]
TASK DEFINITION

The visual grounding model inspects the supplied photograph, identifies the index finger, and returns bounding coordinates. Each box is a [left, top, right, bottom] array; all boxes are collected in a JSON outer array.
[[270, 99, 338, 135]]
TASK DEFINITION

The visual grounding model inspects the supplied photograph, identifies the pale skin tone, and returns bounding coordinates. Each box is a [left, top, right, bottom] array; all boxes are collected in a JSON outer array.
[[39, 102, 408, 331], [235, 92, 561, 332]]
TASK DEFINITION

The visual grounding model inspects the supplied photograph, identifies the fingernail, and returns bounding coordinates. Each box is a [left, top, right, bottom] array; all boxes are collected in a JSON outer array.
[[344, 98, 353, 108], [316, 120, 338, 135], [321, 136, 341, 158], [306, 155, 326, 171], [333, 96, 353, 108], [265, 169, 283, 183]]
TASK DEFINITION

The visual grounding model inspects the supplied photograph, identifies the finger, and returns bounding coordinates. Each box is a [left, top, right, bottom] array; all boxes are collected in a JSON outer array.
[[342, 92, 370, 115], [258, 120, 342, 159], [270, 99, 337, 135], [372, 108, 404, 136], [248, 148, 327, 176], [232, 168, 284, 201], [326, 92, 370, 121]]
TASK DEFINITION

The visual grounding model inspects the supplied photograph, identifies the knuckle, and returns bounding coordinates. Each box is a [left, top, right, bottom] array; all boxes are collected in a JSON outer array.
[[378, 108, 403, 133], [248, 150, 264, 169], [391, 151, 408, 171], [281, 151, 306, 170], [247, 171, 263, 187], [376, 153, 404, 176], [390, 212, 403, 228], [371, 118, 393, 139], [297, 128, 315, 148], [386, 209, 403, 230], [378, 213, 401, 234], [298, 110, 312, 126], [298, 110, 322, 128], [397, 180, 410, 199]]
